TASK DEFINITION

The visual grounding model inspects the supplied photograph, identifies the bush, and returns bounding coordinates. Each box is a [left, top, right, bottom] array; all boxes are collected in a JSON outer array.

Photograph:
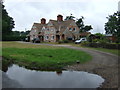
[[81, 41, 89, 46], [58, 40, 64, 44], [2, 35, 26, 41], [63, 40, 69, 43], [81, 41, 120, 49], [58, 40, 69, 44]]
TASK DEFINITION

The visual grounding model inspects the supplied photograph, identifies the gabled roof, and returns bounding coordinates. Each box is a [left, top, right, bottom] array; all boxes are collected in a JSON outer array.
[[32, 23, 47, 32], [49, 19, 76, 34]]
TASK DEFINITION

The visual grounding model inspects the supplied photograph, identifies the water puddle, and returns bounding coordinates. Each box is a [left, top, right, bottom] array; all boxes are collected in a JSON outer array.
[[4, 64, 104, 88]]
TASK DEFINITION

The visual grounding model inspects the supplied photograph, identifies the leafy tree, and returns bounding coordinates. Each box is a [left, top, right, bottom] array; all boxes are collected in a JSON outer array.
[[64, 14, 75, 20], [83, 25, 93, 32], [1, 3, 15, 40], [105, 11, 120, 42], [76, 16, 84, 32], [76, 16, 93, 32]]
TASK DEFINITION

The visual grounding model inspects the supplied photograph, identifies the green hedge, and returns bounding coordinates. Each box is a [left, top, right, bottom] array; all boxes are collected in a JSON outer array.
[[2, 35, 26, 41], [58, 40, 69, 44], [81, 42, 120, 50]]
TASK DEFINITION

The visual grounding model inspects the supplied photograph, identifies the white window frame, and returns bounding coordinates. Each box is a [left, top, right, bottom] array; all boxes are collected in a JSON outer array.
[[73, 27, 76, 31], [51, 35, 54, 40], [69, 28, 72, 31], [46, 36, 49, 40]]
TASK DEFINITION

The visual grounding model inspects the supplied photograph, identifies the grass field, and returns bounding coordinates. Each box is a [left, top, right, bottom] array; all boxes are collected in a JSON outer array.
[[2, 42, 92, 70], [80, 46, 120, 56]]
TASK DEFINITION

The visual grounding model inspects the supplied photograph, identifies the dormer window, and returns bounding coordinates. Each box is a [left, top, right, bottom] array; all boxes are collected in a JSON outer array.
[[42, 27, 45, 30], [69, 28, 72, 31], [33, 26, 36, 29], [73, 28, 76, 31]]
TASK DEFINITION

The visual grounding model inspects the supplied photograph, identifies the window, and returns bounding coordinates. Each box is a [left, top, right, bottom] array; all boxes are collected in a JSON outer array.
[[51, 36, 54, 40], [69, 28, 72, 31], [33, 26, 36, 29], [42, 27, 45, 30], [73, 28, 76, 31], [46, 36, 49, 40]]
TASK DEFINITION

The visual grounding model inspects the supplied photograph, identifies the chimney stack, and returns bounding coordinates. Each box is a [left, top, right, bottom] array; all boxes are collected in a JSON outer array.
[[57, 15, 63, 22], [41, 18, 46, 24]]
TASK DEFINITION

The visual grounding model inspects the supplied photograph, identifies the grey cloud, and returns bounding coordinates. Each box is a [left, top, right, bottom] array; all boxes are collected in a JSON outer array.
[[4, 0, 120, 33]]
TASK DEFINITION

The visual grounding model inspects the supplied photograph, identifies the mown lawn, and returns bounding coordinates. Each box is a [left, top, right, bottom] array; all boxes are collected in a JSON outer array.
[[2, 42, 92, 70]]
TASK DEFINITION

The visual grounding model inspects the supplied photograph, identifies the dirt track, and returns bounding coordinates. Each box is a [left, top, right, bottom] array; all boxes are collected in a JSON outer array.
[[61, 45, 119, 88]]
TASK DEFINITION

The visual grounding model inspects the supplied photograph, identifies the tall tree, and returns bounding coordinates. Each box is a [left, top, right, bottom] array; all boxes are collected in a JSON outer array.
[[76, 16, 92, 32], [83, 25, 93, 32], [2, 3, 15, 39], [64, 14, 75, 20], [105, 11, 120, 42], [76, 16, 84, 32], [65, 14, 92, 33]]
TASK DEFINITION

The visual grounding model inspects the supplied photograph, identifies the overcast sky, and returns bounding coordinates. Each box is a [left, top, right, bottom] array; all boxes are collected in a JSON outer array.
[[4, 0, 120, 34]]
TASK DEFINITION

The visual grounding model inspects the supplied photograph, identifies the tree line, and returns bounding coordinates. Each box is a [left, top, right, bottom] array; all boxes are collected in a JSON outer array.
[[1, 2, 30, 41]]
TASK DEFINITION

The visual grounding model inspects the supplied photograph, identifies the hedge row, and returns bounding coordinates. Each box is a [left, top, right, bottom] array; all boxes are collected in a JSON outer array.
[[2, 35, 26, 41], [82, 42, 120, 50]]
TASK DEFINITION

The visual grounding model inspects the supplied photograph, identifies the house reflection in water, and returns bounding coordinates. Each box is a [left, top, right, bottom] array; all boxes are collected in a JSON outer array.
[[56, 70, 62, 76]]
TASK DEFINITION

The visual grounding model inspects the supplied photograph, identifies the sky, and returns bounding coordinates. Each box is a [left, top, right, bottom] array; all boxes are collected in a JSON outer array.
[[4, 0, 120, 34]]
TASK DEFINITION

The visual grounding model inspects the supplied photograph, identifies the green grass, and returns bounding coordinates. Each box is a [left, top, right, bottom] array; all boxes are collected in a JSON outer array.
[[89, 47, 119, 56], [80, 46, 120, 56], [2, 42, 92, 70]]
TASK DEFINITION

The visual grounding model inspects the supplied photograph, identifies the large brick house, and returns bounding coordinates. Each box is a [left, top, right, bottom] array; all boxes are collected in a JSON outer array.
[[29, 15, 80, 42]]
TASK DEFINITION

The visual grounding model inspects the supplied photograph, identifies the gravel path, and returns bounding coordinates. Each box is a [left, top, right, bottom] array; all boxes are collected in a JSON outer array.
[[62, 46, 119, 88]]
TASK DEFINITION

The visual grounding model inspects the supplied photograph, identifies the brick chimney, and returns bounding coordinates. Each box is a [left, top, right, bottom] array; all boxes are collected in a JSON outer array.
[[57, 15, 63, 21], [41, 18, 46, 24]]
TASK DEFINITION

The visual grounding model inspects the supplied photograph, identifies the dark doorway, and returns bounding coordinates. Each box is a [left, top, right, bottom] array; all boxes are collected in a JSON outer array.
[[56, 35, 60, 42], [62, 34, 65, 40], [38, 36, 44, 42]]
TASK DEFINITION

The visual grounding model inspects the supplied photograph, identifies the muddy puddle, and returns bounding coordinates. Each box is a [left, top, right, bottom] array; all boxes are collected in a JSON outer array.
[[2, 64, 105, 88]]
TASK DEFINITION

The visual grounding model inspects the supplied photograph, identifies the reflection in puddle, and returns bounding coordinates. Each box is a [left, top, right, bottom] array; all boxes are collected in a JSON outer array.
[[5, 64, 104, 88]]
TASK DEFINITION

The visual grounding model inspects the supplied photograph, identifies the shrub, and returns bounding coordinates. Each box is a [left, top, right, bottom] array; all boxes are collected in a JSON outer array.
[[63, 40, 69, 43], [81, 41, 89, 46], [2, 35, 26, 41], [58, 40, 63, 44], [81, 42, 120, 50]]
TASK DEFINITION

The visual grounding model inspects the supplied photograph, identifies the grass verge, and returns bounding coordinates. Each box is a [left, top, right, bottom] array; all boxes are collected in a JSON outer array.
[[81, 46, 120, 56]]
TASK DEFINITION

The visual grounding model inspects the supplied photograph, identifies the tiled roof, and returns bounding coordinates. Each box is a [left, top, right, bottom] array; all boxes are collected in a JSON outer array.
[[49, 19, 76, 34], [32, 23, 47, 32]]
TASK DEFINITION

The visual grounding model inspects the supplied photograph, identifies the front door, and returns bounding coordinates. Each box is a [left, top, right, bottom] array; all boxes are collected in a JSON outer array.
[[56, 35, 60, 42]]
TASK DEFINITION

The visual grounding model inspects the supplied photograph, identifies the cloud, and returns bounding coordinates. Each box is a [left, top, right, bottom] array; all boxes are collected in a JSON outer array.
[[4, 0, 120, 33]]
